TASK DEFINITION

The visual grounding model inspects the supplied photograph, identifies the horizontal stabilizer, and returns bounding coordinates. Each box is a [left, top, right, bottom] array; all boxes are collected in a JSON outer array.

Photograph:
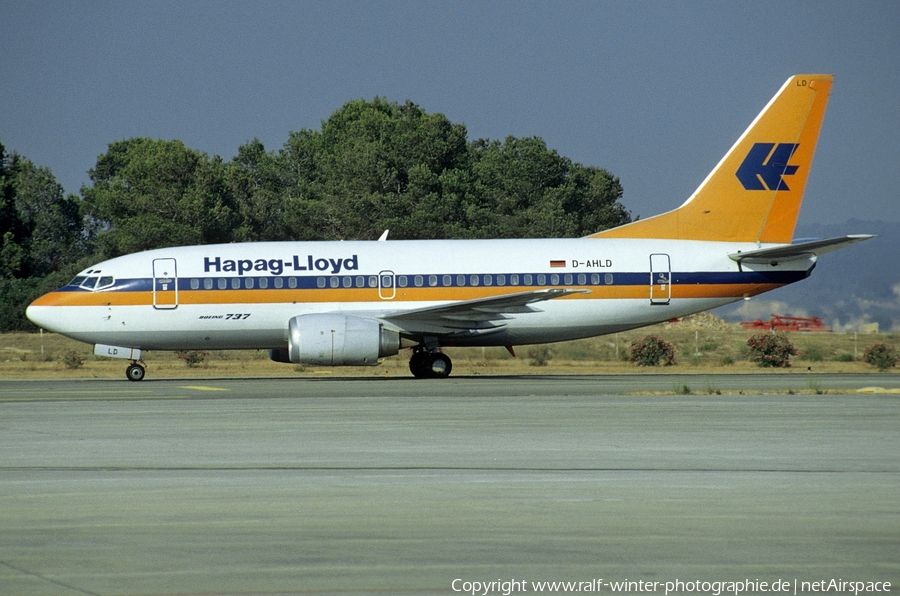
[[729, 235, 874, 264]]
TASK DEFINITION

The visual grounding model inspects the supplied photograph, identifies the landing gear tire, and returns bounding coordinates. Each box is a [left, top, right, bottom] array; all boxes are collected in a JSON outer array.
[[424, 352, 452, 378], [409, 351, 430, 378], [409, 350, 452, 379], [126, 363, 145, 382]]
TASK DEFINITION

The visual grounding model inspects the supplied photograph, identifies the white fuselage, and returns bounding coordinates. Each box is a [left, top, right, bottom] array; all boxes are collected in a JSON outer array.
[[26, 237, 812, 352]]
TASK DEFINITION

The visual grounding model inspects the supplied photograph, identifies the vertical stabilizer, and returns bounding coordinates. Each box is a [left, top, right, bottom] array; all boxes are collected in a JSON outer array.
[[591, 74, 833, 242]]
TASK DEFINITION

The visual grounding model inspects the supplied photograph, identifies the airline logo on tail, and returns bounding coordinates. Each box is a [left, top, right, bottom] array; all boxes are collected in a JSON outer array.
[[735, 143, 800, 191]]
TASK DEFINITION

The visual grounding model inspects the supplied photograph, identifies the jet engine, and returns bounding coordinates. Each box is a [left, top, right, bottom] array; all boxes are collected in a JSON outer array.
[[279, 314, 399, 366]]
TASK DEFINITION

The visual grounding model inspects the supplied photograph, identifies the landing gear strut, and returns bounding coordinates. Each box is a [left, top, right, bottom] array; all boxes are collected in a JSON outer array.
[[409, 348, 452, 379], [126, 361, 145, 382]]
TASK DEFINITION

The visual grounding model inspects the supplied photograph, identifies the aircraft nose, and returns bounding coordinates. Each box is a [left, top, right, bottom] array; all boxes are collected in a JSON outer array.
[[26, 302, 59, 332], [26, 303, 46, 328]]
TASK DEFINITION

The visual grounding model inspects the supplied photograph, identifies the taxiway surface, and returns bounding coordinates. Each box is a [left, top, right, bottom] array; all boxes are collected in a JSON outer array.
[[1, 375, 898, 595]]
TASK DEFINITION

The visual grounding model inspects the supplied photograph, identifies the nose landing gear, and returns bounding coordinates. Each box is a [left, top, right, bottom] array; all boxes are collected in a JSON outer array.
[[126, 361, 146, 382], [409, 349, 452, 379]]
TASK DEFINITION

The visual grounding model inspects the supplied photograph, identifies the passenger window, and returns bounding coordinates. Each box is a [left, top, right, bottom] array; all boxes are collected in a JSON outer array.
[[288, 277, 297, 289], [429, 275, 438, 287], [591, 274, 600, 285], [470, 275, 479, 286], [414, 275, 423, 287], [259, 278, 268, 289], [537, 274, 546, 285], [497, 274, 506, 286], [397, 276, 408, 288], [564, 274, 573, 285], [218, 278, 227, 290], [510, 274, 519, 285], [605, 273, 614, 285], [551, 274, 560, 285], [190, 279, 200, 290], [577, 274, 586, 285], [523, 274, 533, 285], [317, 277, 326, 288], [231, 278, 241, 289], [342, 277, 352, 288], [443, 275, 452, 286], [204, 278, 213, 290], [329, 277, 339, 288], [274, 278, 284, 289], [456, 275, 465, 286], [368, 276, 378, 288], [356, 276, 365, 288], [245, 278, 254, 289], [484, 275, 492, 286]]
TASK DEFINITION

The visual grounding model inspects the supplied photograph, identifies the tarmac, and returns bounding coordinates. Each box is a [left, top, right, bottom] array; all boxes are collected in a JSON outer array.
[[1, 374, 898, 595]]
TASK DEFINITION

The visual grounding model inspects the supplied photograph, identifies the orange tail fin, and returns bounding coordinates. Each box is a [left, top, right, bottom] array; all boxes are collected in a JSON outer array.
[[591, 74, 833, 243]]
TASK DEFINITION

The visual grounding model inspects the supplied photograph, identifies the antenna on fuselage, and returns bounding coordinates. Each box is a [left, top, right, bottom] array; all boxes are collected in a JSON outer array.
[[378, 230, 389, 241]]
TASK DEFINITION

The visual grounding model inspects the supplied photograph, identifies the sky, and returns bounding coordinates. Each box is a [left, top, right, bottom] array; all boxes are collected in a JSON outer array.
[[2, 1, 898, 227]]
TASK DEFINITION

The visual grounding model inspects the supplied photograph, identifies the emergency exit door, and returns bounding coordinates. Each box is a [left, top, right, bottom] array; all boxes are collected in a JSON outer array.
[[378, 270, 396, 300]]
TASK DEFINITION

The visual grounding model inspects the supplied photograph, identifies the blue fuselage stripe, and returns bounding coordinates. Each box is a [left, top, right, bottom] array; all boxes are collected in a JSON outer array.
[[56, 269, 809, 294]]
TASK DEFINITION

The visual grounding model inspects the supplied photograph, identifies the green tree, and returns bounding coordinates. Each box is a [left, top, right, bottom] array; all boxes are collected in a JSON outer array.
[[0, 144, 23, 277], [278, 128, 343, 240], [0, 141, 93, 330], [278, 98, 473, 240], [274, 98, 630, 240], [0, 146, 92, 275], [82, 138, 236, 256], [225, 139, 293, 242], [11, 159, 88, 276], [0, 277, 42, 331], [467, 136, 630, 238]]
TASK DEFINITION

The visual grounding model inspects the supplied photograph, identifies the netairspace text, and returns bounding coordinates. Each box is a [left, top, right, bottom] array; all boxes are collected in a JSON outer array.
[[450, 578, 892, 595]]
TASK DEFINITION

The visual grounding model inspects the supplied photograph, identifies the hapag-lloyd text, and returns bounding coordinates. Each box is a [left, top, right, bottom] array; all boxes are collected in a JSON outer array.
[[204, 255, 359, 276]]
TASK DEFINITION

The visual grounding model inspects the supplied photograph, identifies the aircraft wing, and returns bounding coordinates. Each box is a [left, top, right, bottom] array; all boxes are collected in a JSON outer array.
[[381, 288, 590, 337], [729, 235, 874, 264]]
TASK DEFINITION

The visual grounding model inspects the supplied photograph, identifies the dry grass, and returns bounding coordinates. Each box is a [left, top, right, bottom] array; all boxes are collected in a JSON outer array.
[[2, 316, 896, 380]]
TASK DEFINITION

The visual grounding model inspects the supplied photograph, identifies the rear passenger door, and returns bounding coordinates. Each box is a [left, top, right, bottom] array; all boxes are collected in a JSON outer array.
[[649, 253, 671, 305]]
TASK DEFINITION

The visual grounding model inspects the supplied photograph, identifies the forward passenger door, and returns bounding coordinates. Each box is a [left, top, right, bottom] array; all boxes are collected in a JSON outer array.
[[152, 258, 178, 309]]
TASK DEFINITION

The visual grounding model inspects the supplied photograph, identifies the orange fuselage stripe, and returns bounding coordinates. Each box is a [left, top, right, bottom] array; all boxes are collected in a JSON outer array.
[[31, 283, 784, 308]]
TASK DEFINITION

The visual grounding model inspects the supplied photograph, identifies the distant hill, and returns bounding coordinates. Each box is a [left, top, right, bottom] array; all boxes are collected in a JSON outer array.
[[712, 220, 900, 332]]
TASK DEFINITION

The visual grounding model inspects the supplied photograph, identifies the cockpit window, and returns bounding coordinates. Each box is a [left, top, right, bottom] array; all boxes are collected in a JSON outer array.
[[69, 276, 116, 291], [68, 274, 115, 291]]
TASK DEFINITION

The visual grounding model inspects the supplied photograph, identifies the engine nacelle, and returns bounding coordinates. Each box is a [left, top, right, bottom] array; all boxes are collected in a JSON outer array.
[[269, 348, 291, 363], [287, 314, 399, 366]]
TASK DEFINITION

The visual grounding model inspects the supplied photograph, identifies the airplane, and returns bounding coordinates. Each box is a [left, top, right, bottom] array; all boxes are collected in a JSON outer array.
[[26, 74, 872, 381]]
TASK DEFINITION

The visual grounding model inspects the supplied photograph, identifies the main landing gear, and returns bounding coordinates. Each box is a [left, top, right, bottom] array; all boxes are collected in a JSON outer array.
[[126, 361, 146, 382], [409, 348, 452, 379]]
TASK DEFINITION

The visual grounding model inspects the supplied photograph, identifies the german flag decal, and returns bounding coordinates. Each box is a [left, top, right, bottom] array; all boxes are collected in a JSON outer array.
[[550, 260, 566, 268]]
